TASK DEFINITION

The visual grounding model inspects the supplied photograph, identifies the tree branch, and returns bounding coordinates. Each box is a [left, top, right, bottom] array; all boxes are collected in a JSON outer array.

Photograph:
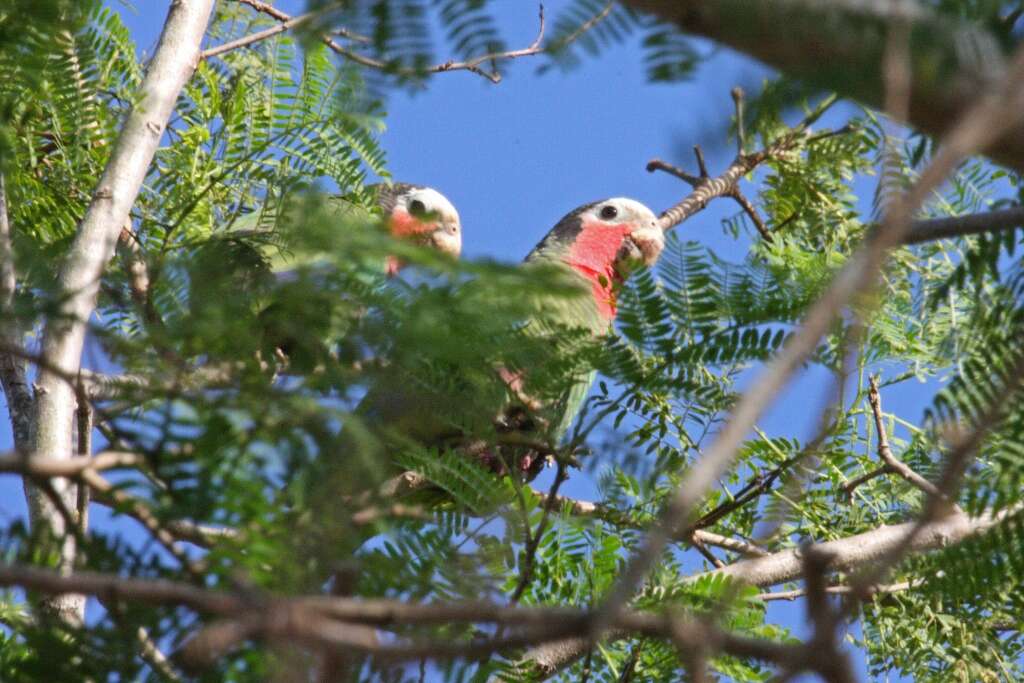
[[756, 580, 920, 602], [619, 0, 1024, 174], [231, 0, 574, 84], [26, 0, 215, 622], [0, 450, 141, 477], [903, 206, 1024, 245], [200, 11, 318, 60], [706, 505, 1016, 588], [0, 173, 33, 453]]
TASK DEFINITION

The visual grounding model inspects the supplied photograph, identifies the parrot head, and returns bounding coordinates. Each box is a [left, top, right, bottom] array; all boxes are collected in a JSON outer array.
[[375, 183, 462, 276], [528, 197, 664, 319]]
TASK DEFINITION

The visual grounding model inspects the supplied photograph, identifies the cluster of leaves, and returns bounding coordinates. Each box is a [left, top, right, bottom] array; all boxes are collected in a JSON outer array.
[[2, 2, 1024, 683]]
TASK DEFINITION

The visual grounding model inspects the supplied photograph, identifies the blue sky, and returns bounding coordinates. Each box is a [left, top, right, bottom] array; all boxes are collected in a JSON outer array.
[[0, 1, 977, 679]]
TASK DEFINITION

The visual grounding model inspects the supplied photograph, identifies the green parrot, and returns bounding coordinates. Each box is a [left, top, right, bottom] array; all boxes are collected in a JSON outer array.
[[286, 196, 665, 596], [492, 196, 665, 475], [214, 182, 462, 368], [226, 181, 462, 275], [346, 196, 665, 482]]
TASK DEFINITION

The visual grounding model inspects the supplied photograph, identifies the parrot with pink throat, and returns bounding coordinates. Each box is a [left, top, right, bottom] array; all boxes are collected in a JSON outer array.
[[490, 197, 665, 475]]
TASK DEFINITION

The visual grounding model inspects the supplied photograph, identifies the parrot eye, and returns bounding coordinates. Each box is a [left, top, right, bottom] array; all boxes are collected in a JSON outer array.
[[409, 199, 427, 217], [599, 205, 619, 220]]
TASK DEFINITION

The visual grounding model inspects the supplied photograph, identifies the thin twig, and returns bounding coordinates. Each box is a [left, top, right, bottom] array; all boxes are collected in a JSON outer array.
[[690, 535, 725, 568], [201, 11, 319, 59], [728, 188, 772, 242], [80, 469, 205, 578], [865, 376, 950, 502], [757, 580, 919, 602], [731, 86, 747, 154], [230, 1, 605, 85], [844, 351, 1024, 610], [509, 461, 569, 604]]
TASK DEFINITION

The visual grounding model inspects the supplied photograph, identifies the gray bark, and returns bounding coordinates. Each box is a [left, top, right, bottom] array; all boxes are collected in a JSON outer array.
[[25, 0, 215, 623]]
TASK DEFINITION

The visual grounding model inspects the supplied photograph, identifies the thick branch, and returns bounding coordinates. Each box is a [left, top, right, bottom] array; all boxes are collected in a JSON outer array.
[[0, 173, 32, 452], [518, 507, 1011, 675], [27, 0, 214, 622], [0, 450, 141, 477], [705, 507, 1012, 588], [620, 0, 1024, 174], [0, 563, 807, 672], [903, 206, 1024, 244]]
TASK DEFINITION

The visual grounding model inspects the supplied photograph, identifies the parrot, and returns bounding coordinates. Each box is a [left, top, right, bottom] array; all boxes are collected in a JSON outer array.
[[285, 196, 665, 598], [491, 196, 666, 474], [226, 181, 462, 276], [213, 182, 462, 369], [339, 196, 665, 483]]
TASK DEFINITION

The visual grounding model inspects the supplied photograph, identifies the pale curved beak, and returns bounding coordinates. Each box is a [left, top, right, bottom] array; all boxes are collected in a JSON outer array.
[[428, 220, 462, 260], [616, 221, 665, 275]]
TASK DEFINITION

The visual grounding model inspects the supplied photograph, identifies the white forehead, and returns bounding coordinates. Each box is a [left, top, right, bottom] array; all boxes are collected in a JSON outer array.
[[401, 187, 460, 223], [584, 197, 657, 223]]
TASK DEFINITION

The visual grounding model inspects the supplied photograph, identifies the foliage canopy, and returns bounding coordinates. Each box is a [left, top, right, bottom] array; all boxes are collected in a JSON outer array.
[[1, 1, 1023, 681]]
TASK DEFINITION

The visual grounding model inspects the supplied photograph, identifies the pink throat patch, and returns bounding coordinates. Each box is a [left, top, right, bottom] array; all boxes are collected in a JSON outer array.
[[389, 208, 434, 239], [564, 221, 632, 320]]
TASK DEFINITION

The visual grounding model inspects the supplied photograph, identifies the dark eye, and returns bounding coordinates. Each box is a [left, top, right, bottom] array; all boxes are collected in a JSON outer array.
[[599, 205, 619, 220], [409, 199, 427, 216]]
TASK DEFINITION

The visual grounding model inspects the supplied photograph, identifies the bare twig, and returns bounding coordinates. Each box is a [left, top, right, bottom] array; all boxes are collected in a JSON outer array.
[[689, 535, 725, 568], [230, 1, 598, 85], [863, 376, 950, 502], [728, 188, 772, 241], [844, 352, 1024, 610], [75, 400, 93, 535], [839, 464, 890, 498], [731, 86, 747, 154], [201, 11, 318, 59], [645, 158, 703, 186], [523, 488, 767, 555], [509, 461, 569, 604], [655, 94, 839, 232], [80, 469, 204, 578]]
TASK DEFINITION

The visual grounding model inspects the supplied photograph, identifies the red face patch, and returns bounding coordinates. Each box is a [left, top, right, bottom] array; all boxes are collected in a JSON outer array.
[[389, 208, 436, 239], [564, 220, 633, 320], [386, 208, 438, 276]]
